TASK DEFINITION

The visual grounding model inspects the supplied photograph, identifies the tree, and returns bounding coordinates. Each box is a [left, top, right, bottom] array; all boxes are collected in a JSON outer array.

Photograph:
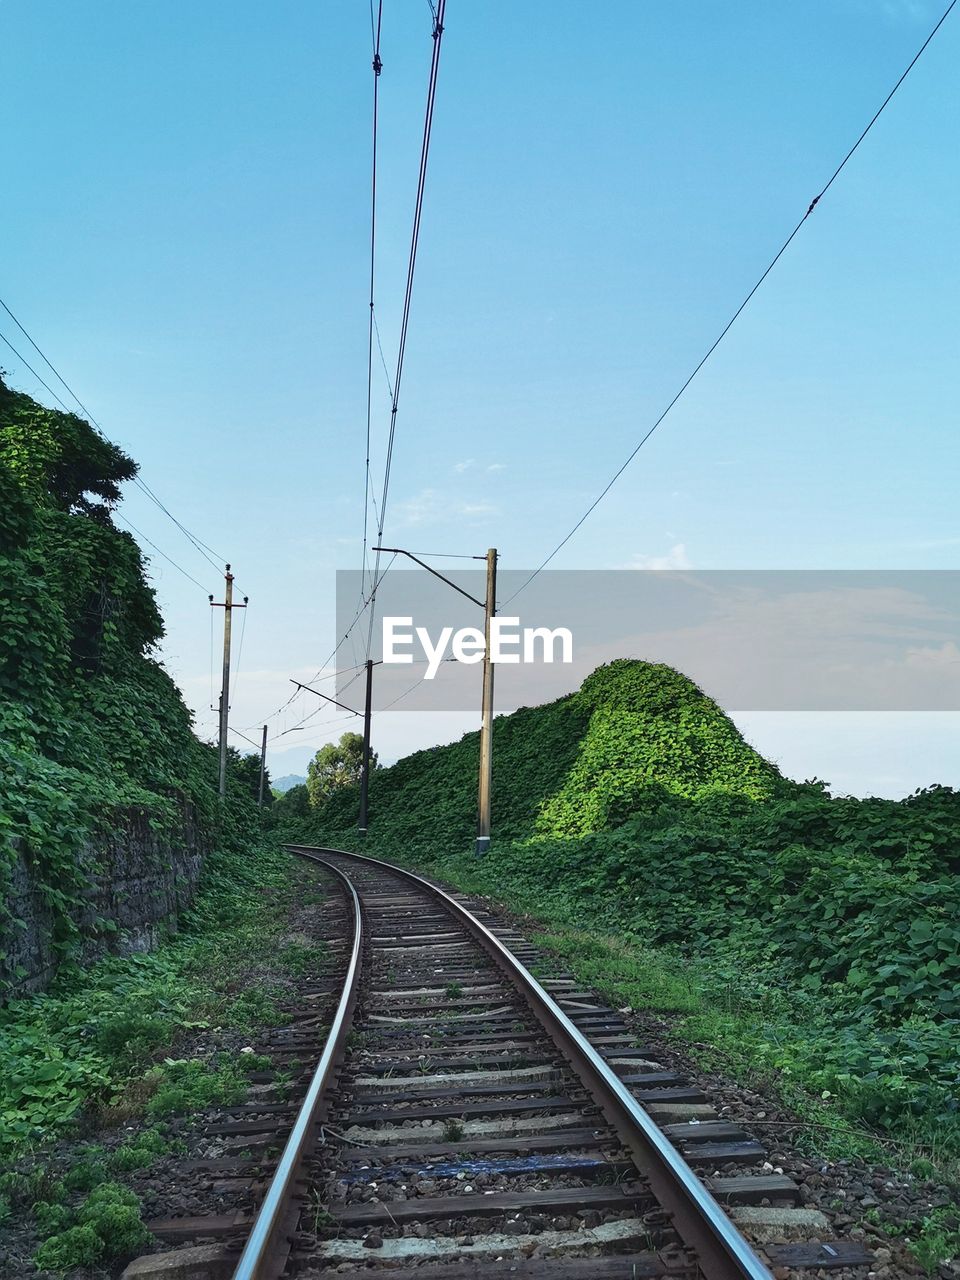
[[228, 747, 273, 806], [272, 782, 310, 822], [306, 731, 377, 808]]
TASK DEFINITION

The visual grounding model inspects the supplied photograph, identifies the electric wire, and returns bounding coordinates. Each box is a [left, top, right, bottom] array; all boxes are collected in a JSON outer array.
[[114, 513, 213, 594], [379, 655, 457, 711], [253, 557, 396, 733], [0, 295, 102, 424], [307, 552, 396, 687], [0, 294, 235, 588], [361, 1, 385, 609], [503, 0, 958, 607], [131, 475, 227, 574], [365, 0, 447, 658], [0, 330, 76, 416], [372, 308, 396, 400], [404, 549, 486, 560], [232, 605, 248, 701], [240, 664, 365, 731], [270, 668, 365, 742], [229, 725, 263, 752]]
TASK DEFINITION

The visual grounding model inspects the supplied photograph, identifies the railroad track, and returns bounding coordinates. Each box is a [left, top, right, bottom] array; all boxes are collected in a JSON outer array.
[[141, 845, 873, 1280]]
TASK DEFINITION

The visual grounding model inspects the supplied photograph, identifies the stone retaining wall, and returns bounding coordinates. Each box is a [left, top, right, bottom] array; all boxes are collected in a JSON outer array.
[[1, 804, 205, 999]]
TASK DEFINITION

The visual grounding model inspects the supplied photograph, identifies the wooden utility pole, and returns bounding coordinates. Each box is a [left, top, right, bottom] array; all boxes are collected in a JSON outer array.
[[210, 565, 247, 800], [257, 724, 268, 808], [476, 547, 497, 855], [358, 659, 374, 834]]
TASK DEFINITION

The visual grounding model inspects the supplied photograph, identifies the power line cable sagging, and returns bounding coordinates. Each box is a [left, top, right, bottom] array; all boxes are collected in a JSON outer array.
[[505, 0, 957, 607]]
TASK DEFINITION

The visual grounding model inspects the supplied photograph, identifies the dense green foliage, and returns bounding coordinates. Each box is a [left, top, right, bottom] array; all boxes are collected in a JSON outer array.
[[0, 836, 293, 1156], [33, 1181, 151, 1271], [278, 659, 779, 842], [229, 745, 274, 807], [0, 377, 251, 990], [281, 658, 960, 1154]]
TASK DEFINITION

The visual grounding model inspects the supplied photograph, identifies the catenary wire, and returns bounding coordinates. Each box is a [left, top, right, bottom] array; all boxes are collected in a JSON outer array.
[[252, 556, 396, 734], [270, 669, 366, 741], [503, 0, 958, 607], [361, 1, 385, 607], [365, 0, 448, 658]]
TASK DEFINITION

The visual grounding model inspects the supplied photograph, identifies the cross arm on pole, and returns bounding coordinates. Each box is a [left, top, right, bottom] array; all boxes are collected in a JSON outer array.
[[372, 546, 485, 609], [290, 679, 361, 717]]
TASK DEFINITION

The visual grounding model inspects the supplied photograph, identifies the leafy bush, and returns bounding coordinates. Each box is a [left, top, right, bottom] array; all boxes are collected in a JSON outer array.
[[34, 1182, 150, 1271], [34, 1223, 103, 1271], [109, 1128, 170, 1172]]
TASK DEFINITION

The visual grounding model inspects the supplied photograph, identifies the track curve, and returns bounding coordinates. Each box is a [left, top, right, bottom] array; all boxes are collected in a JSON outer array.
[[229, 844, 775, 1280]]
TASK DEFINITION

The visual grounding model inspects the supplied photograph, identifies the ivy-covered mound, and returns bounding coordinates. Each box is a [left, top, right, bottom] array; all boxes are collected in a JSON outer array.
[[0, 377, 236, 992], [292, 659, 783, 851], [279, 659, 960, 1152]]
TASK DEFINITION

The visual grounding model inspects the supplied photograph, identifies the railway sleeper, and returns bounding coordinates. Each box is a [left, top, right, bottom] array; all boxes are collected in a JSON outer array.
[[328, 1183, 651, 1228]]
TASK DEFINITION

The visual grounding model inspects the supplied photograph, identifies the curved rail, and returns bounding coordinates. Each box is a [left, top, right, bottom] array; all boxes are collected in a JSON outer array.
[[285, 844, 774, 1280], [232, 855, 363, 1280]]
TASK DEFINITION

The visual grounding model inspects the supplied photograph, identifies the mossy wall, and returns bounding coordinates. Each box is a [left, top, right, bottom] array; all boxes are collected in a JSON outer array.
[[0, 378, 227, 997]]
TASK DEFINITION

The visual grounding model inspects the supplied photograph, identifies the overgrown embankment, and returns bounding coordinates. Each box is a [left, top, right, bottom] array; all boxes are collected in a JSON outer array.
[[0, 377, 287, 1187], [0, 378, 242, 996], [278, 659, 960, 1161]]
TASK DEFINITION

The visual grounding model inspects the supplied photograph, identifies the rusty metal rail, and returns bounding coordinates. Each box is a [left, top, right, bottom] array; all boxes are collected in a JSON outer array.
[[233, 843, 773, 1280]]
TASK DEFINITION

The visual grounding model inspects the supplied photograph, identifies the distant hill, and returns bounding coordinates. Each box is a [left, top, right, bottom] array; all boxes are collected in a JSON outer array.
[[272, 774, 306, 793]]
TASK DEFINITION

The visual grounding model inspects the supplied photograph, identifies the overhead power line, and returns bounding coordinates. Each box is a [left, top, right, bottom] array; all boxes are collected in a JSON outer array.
[[250, 555, 397, 735], [366, 0, 448, 657], [0, 291, 235, 589], [0, 329, 76, 416], [114, 513, 213, 594], [0, 297, 100, 422], [504, 0, 957, 606], [361, 1, 385, 605], [270, 668, 366, 742]]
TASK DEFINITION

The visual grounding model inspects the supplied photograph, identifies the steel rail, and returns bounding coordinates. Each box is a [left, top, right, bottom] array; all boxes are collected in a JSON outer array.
[[286, 844, 774, 1280], [232, 856, 363, 1280]]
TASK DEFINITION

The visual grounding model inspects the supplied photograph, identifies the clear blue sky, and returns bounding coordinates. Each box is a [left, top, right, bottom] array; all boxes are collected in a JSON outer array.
[[2, 1, 957, 793]]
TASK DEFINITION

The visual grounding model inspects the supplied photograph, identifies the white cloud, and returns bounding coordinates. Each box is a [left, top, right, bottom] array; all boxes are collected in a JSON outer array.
[[453, 459, 505, 474], [626, 543, 692, 571], [903, 641, 960, 671], [396, 488, 500, 527]]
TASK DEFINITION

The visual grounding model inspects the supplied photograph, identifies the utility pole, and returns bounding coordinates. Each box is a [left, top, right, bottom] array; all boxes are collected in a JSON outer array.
[[476, 547, 497, 856], [372, 544, 498, 856], [358, 658, 374, 834], [257, 725, 268, 809], [210, 565, 248, 801]]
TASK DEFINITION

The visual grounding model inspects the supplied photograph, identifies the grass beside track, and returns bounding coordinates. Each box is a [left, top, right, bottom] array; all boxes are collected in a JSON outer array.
[[315, 836, 960, 1274], [0, 839, 327, 1273]]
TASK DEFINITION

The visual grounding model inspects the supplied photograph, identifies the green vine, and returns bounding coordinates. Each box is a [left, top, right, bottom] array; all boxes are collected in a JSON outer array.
[[0, 377, 235, 994]]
